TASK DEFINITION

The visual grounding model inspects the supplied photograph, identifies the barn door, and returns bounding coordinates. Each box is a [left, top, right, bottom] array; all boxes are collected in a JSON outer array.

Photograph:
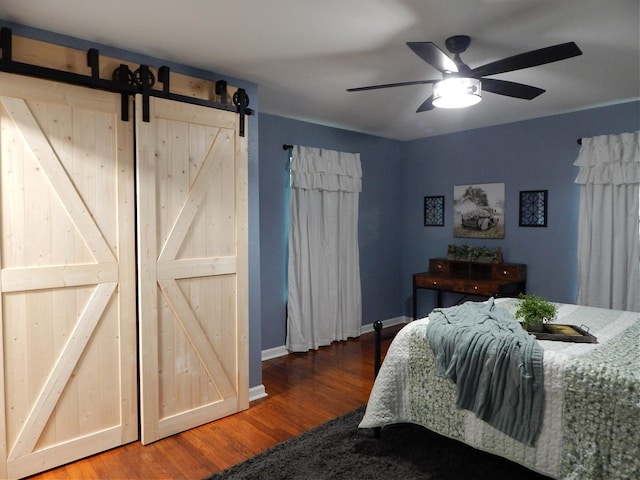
[[136, 96, 248, 444], [0, 73, 137, 479]]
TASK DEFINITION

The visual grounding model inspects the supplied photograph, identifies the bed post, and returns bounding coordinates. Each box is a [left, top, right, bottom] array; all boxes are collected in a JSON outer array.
[[373, 320, 383, 438], [374, 321, 383, 377]]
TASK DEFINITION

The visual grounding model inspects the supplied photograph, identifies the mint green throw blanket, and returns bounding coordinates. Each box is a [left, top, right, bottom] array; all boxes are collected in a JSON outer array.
[[426, 299, 544, 446]]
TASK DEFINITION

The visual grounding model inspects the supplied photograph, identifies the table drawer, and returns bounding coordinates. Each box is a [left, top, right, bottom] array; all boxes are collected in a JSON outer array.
[[429, 259, 450, 275], [459, 282, 498, 296], [492, 264, 526, 281], [415, 275, 500, 296], [415, 275, 447, 288]]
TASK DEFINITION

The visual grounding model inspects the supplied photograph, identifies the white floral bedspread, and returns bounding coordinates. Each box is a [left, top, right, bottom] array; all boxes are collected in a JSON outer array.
[[359, 299, 640, 480]]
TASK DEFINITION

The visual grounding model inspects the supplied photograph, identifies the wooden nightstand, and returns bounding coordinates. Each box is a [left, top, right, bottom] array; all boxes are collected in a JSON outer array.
[[413, 258, 526, 319]]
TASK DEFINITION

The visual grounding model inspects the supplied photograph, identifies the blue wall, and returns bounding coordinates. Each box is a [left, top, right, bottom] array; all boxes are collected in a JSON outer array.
[[401, 102, 640, 317], [258, 102, 639, 352], [258, 114, 404, 350]]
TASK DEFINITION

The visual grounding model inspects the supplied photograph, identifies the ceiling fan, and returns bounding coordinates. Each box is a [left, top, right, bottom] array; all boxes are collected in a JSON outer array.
[[347, 35, 582, 112]]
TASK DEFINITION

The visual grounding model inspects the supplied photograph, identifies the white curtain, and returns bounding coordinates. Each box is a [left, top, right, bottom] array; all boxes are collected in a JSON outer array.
[[575, 131, 640, 311], [286, 145, 362, 352]]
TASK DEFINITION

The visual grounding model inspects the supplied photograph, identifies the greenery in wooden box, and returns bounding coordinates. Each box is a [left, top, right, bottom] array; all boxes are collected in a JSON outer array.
[[447, 244, 503, 263]]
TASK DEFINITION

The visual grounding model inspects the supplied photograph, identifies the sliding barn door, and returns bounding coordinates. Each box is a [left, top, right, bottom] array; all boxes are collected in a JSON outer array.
[[0, 73, 137, 479], [136, 96, 248, 444]]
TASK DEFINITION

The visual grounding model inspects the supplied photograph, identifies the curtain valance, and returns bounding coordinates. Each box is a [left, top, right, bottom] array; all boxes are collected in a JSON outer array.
[[574, 131, 640, 185], [290, 145, 362, 192]]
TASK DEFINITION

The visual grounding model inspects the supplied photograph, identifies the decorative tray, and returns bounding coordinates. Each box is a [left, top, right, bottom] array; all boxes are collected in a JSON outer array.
[[531, 324, 597, 343]]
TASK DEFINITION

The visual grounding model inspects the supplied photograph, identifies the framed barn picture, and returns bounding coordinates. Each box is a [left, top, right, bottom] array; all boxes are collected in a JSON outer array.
[[453, 183, 505, 239]]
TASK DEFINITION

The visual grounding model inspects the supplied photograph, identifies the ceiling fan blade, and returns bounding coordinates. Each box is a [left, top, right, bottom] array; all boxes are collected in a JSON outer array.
[[471, 42, 582, 77], [347, 79, 439, 92], [407, 42, 458, 73], [416, 96, 435, 113], [481, 78, 545, 100]]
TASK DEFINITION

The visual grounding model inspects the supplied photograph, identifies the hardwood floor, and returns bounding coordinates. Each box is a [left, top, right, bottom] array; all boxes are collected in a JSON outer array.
[[26, 324, 403, 480]]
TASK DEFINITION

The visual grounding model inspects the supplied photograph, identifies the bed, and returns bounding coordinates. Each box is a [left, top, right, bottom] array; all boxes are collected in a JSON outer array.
[[359, 298, 639, 480]]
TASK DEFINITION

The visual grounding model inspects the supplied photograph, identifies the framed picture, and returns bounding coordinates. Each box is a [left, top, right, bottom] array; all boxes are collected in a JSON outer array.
[[424, 196, 445, 226], [519, 190, 548, 227], [453, 183, 505, 239]]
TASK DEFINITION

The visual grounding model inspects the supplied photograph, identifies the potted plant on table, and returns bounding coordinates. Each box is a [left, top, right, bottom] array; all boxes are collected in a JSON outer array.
[[514, 293, 557, 332], [447, 244, 502, 263]]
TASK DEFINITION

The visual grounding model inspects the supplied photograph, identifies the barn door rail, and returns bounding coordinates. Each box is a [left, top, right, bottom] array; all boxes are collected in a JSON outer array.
[[0, 28, 252, 136]]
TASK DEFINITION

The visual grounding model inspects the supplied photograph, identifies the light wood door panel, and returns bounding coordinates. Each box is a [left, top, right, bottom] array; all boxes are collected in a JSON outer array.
[[136, 96, 248, 444], [0, 73, 137, 479]]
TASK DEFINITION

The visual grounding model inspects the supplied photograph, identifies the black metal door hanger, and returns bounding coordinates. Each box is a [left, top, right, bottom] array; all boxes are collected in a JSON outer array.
[[0, 28, 252, 136]]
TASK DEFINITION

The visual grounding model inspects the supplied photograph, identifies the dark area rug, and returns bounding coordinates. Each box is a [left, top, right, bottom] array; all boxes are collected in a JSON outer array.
[[205, 405, 552, 480]]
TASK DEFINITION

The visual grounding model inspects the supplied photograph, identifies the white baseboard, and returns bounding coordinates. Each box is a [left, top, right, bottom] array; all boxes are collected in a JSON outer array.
[[359, 316, 411, 334], [260, 316, 411, 362], [261, 345, 289, 361], [249, 384, 268, 402]]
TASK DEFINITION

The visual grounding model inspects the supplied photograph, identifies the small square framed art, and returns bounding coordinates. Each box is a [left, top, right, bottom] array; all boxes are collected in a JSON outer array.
[[519, 190, 548, 227], [424, 195, 445, 226]]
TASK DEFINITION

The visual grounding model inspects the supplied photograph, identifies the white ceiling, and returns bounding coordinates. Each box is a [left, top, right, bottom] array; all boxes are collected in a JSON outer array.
[[1, 0, 638, 140]]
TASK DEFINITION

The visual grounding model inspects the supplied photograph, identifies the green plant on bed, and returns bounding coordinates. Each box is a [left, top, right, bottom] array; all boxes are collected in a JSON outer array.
[[514, 293, 557, 332]]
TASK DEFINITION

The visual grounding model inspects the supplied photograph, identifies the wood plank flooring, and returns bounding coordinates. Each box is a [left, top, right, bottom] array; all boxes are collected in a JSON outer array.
[[26, 324, 404, 480]]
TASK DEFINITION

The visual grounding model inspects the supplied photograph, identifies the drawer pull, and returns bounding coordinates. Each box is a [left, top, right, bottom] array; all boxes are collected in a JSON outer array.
[[433, 281, 438, 285], [503, 270, 509, 275], [473, 286, 478, 290]]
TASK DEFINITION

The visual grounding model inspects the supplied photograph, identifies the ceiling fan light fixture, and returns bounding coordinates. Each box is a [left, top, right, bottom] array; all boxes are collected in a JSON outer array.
[[432, 77, 482, 108]]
